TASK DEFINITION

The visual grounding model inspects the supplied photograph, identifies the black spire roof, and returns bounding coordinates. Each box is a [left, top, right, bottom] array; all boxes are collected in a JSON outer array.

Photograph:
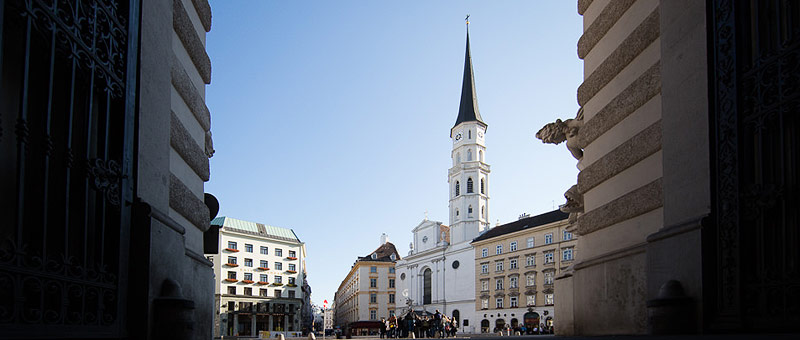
[[452, 27, 486, 135]]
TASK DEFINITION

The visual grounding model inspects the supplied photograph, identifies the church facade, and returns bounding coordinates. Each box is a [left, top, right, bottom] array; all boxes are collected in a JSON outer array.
[[394, 24, 489, 334]]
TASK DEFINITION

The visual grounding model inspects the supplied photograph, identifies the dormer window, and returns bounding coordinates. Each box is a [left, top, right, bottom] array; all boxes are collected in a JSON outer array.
[[390, 254, 396, 261], [371, 253, 377, 260]]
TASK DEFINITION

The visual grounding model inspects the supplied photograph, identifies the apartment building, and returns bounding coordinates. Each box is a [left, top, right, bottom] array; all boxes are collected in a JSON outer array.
[[471, 210, 573, 333], [208, 216, 307, 337], [334, 235, 400, 335]]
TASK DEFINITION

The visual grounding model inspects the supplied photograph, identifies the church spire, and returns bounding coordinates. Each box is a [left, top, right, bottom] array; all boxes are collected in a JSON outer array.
[[453, 17, 486, 134]]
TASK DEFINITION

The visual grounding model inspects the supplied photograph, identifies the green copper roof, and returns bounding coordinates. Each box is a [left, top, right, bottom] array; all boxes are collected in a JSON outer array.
[[211, 216, 301, 243]]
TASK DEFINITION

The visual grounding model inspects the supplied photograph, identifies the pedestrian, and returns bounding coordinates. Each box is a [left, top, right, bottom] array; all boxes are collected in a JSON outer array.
[[381, 318, 387, 338]]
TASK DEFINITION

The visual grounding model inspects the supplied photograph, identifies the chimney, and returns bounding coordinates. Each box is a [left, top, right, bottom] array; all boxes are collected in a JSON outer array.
[[380, 233, 388, 245]]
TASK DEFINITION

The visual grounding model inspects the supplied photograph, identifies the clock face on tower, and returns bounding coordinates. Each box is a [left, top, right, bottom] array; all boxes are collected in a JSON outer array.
[[478, 131, 483, 138], [455, 133, 462, 141]]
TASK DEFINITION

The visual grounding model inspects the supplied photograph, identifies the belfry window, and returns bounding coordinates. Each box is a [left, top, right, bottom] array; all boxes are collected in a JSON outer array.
[[480, 179, 485, 194], [468, 205, 473, 217], [467, 178, 474, 193], [455, 181, 460, 196]]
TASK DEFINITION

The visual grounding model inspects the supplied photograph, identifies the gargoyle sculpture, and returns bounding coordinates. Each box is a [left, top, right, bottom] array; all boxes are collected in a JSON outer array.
[[559, 184, 584, 225], [535, 108, 584, 160]]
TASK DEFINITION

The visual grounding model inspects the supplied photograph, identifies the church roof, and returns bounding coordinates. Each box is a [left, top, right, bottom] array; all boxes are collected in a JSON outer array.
[[211, 216, 301, 243], [358, 242, 401, 262], [452, 28, 486, 134], [471, 210, 569, 243]]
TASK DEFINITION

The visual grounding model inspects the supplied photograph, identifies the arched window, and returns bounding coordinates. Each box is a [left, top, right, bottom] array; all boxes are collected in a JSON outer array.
[[479, 150, 483, 162], [452, 310, 460, 325], [423, 268, 432, 304], [455, 181, 460, 196], [480, 178, 485, 194], [481, 320, 490, 333], [481, 206, 485, 218], [467, 178, 474, 193], [467, 149, 472, 161], [456, 153, 461, 164]]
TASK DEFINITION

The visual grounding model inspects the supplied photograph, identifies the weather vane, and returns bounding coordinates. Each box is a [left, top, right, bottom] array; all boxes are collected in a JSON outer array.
[[465, 14, 470, 25]]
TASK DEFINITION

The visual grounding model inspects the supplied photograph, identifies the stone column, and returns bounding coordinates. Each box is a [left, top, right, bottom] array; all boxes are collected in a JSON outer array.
[[233, 314, 239, 335], [252, 314, 257, 336]]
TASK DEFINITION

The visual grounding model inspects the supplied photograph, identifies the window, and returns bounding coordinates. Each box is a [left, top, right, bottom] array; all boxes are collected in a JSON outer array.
[[245, 244, 253, 253], [563, 230, 573, 241], [468, 205, 473, 216], [370, 266, 377, 273], [275, 249, 283, 257], [545, 294, 554, 305], [288, 277, 296, 285], [371, 253, 377, 260], [544, 272, 554, 284], [481, 298, 489, 309], [510, 276, 518, 288], [227, 271, 236, 279], [480, 178, 485, 194], [481, 264, 489, 274], [481, 280, 489, 291], [289, 290, 296, 298], [244, 258, 253, 267], [389, 294, 396, 303], [544, 252, 554, 264], [510, 296, 518, 308], [228, 301, 235, 311], [390, 254, 396, 261], [370, 293, 377, 303], [423, 268, 432, 304], [260, 260, 269, 268], [482, 248, 488, 257], [467, 178, 474, 193], [274, 290, 281, 298], [288, 264, 296, 271], [510, 241, 517, 252], [496, 298, 504, 309], [370, 278, 377, 288], [526, 255, 535, 266], [527, 237, 534, 248], [389, 279, 395, 288], [275, 276, 283, 283], [244, 287, 252, 296], [370, 310, 377, 320], [496, 245, 503, 255], [563, 248, 574, 261], [289, 250, 296, 257], [228, 256, 237, 264], [527, 295, 535, 306], [467, 149, 472, 161], [495, 278, 504, 290], [526, 274, 536, 286], [244, 273, 253, 281], [455, 181, 460, 196], [481, 206, 485, 218], [389, 267, 395, 273], [260, 274, 268, 282], [260, 288, 269, 297], [227, 286, 236, 295], [456, 153, 461, 164], [545, 233, 553, 244], [510, 259, 518, 269], [260, 246, 268, 255], [228, 241, 237, 250], [275, 262, 283, 270], [495, 261, 504, 272]]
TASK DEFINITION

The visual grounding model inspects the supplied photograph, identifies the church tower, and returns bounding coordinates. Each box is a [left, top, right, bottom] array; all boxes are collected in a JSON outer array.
[[448, 22, 490, 244]]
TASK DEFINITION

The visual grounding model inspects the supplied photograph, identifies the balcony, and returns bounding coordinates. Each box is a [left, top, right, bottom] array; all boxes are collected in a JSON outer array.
[[242, 280, 254, 284], [286, 257, 298, 260], [286, 270, 297, 274], [273, 282, 284, 286], [224, 248, 240, 252], [257, 281, 269, 285], [224, 278, 238, 282], [286, 283, 298, 287], [225, 263, 239, 267], [257, 267, 270, 270]]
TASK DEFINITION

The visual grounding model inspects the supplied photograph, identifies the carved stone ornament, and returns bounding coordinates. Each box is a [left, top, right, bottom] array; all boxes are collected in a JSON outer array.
[[535, 107, 585, 161], [560, 185, 584, 227]]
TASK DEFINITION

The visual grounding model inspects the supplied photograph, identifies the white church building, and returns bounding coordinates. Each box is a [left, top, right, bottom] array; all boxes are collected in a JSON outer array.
[[394, 23, 490, 334]]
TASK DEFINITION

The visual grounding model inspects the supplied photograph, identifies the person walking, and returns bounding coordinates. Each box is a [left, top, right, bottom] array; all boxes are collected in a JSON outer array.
[[381, 318, 387, 339]]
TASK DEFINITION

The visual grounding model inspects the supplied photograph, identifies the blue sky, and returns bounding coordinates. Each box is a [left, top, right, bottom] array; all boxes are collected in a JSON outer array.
[[206, 1, 583, 307]]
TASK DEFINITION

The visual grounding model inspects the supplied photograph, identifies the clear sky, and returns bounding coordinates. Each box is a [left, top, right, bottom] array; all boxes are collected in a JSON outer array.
[[206, 1, 583, 308]]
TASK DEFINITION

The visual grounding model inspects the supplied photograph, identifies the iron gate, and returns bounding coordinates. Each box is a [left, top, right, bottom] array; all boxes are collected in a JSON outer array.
[[708, 0, 799, 331], [0, 0, 139, 337]]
